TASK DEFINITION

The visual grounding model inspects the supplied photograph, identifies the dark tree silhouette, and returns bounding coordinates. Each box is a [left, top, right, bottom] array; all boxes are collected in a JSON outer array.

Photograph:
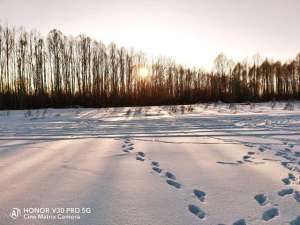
[[0, 24, 299, 109]]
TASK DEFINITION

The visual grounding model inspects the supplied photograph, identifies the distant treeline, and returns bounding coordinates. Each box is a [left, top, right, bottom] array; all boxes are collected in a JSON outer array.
[[0, 24, 300, 109]]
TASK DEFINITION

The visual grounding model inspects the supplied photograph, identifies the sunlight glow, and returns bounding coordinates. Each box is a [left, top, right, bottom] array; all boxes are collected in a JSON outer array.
[[138, 67, 150, 78]]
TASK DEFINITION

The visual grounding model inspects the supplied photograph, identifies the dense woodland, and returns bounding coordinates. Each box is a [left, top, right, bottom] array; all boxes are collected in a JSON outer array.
[[0, 24, 300, 109]]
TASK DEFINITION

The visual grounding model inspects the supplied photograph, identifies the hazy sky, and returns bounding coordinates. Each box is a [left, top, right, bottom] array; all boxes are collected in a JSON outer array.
[[0, 0, 300, 69]]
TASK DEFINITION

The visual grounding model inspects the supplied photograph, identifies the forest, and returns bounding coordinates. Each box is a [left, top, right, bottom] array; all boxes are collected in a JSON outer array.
[[0, 24, 300, 109]]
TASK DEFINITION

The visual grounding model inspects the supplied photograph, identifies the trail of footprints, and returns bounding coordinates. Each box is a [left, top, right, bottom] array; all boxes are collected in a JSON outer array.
[[121, 139, 135, 153], [121, 138, 300, 224], [217, 150, 264, 166], [152, 160, 206, 219], [245, 141, 300, 224], [121, 138, 208, 221], [253, 193, 280, 222], [215, 140, 300, 224]]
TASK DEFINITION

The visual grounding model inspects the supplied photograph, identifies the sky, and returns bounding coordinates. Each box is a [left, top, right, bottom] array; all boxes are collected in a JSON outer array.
[[0, 0, 300, 69]]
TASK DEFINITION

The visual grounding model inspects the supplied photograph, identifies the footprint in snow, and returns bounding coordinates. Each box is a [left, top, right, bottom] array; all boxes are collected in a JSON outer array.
[[243, 155, 251, 160], [122, 146, 133, 152], [188, 204, 205, 219], [282, 178, 291, 185], [288, 173, 296, 181], [137, 152, 145, 157], [245, 143, 254, 147], [136, 156, 144, 161], [243, 155, 253, 162], [166, 179, 181, 189], [152, 161, 159, 167], [262, 208, 279, 221], [294, 191, 300, 202], [254, 194, 268, 206], [193, 189, 206, 202], [165, 171, 176, 180], [282, 173, 296, 185], [278, 188, 294, 197], [232, 219, 246, 225], [258, 146, 266, 152], [290, 216, 300, 225], [152, 167, 162, 173]]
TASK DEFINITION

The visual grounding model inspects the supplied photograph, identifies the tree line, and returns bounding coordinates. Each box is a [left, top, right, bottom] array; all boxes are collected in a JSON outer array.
[[0, 24, 300, 109]]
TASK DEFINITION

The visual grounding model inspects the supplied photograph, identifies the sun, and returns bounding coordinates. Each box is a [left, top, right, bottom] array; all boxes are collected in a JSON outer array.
[[138, 67, 150, 78]]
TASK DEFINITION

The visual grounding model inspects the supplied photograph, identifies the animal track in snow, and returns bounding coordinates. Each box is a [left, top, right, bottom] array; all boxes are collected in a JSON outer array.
[[254, 194, 267, 206], [278, 188, 294, 197], [193, 189, 206, 202], [262, 208, 279, 221], [166, 179, 181, 189], [188, 204, 206, 219]]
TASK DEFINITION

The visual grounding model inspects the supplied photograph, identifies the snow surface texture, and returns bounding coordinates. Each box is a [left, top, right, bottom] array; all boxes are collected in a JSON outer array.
[[0, 102, 300, 225]]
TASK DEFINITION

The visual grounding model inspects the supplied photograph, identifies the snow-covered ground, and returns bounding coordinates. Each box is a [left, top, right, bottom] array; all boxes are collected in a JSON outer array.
[[0, 102, 300, 225]]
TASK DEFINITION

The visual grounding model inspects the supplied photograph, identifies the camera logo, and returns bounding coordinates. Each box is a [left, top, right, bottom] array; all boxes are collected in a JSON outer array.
[[10, 208, 21, 220]]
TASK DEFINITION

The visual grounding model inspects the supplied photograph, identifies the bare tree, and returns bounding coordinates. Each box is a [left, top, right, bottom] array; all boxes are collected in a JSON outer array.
[[0, 24, 300, 109]]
